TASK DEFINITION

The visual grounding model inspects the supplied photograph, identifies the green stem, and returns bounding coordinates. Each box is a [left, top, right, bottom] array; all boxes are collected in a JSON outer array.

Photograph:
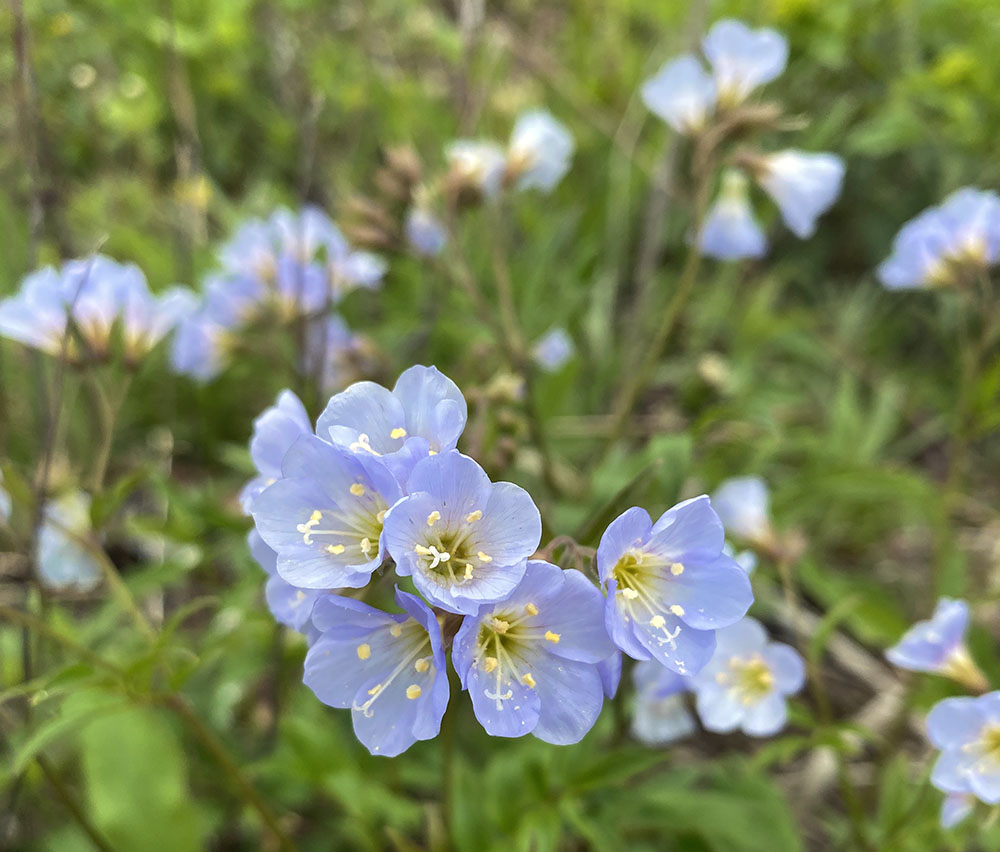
[[36, 753, 118, 852]]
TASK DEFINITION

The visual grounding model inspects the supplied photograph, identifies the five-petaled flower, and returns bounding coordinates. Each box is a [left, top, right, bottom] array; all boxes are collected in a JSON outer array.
[[928, 692, 1000, 807], [631, 660, 696, 746]]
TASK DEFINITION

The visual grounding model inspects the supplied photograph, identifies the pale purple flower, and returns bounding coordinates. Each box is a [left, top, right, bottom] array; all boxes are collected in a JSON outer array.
[[699, 170, 767, 260], [507, 110, 575, 193], [446, 140, 507, 198], [453, 560, 614, 743], [702, 19, 788, 106], [301, 314, 359, 394], [304, 588, 449, 757], [631, 660, 696, 745], [755, 150, 845, 239], [533, 327, 574, 372], [691, 617, 805, 736], [878, 188, 1000, 290], [252, 435, 402, 589], [382, 451, 541, 615], [0, 268, 72, 355], [711, 476, 771, 542], [169, 312, 230, 381], [641, 55, 717, 135], [119, 284, 197, 361], [886, 598, 984, 689], [405, 207, 448, 257], [240, 390, 313, 513], [37, 491, 102, 593], [597, 497, 753, 675], [928, 692, 1000, 805]]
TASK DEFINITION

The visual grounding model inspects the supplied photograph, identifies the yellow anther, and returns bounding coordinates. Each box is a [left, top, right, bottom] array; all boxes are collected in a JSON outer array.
[[669, 604, 685, 616], [670, 562, 685, 576], [525, 602, 539, 616], [390, 427, 407, 440], [621, 588, 639, 600], [426, 510, 441, 527], [350, 483, 366, 497], [415, 658, 430, 673], [405, 684, 422, 700], [309, 509, 322, 522], [544, 630, 561, 643], [649, 615, 666, 629], [376, 510, 387, 524], [327, 544, 346, 555], [464, 564, 474, 580], [368, 684, 382, 696], [357, 643, 371, 660], [477, 551, 492, 563], [521, 673, 536, 688], [295, 590, 307, 603], [466, 510, 483, 523], [429, 449, 438, 456], [389, 624, 403, 637], [483, 656, 498, 673], [360, 537, 372, 555], [490, 618, 510, 634]]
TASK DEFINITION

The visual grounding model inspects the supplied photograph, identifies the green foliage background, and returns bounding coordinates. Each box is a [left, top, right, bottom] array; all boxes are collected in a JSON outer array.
[[2, 0, 1000, 850]]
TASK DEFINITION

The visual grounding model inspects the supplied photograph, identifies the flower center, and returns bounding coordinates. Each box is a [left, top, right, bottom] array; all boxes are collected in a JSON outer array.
[[413, 510, 491, 586], [716, 654, 774, 705], [474, 603, 548, 709]]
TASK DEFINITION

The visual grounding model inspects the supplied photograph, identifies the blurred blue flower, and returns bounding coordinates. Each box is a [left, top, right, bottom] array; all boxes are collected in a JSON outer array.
[[169, 313, 231, 381], [699, 170, 767, 260], [240, 389, 313, 512], [0, 268, 71, 355], [940, 793, 974, 829], [453, 560, 614, 743], [0, 472, 11, 522], [641, 54, 717, 135], [446, 140, 507, 198], [597, 496, 753, 675], [631, 660, 696, 745], [702, 19, 788, 106], [533, 327, 574, 372], [304, 588, 449, 757], [316, 364, 467, 458], [928, 692, 1000, 805], [507, 110, 575, 193], [37, 491, 102, 593], [691, 616, 804, 736], [382, 451, 541, 615], [878, 188, 1000, 290], [252, 435, 402, 589], [301, 314, 360, 394], [887, 598, 986, 689], [755, 150, 845, 238], [404, 207, 448, 257], [711, 475, 771, 544]]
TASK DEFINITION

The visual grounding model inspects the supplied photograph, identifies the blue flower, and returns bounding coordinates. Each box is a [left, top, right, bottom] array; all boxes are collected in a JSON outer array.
[[507, 110, 575, 193], [240, 390, 313, 513], [446, 140, 509, 199], [532, 327, 574, 372], [711, 475, 772, 544], [169, 312, 231, 381], [303, 588, 449, 757], [119, 284, 197, 362], [0, 267, 72, 356], [631, 660, 696, 745], [0, 472, 11, 522], [702, 19, 788, 106], [755, 150, 845, 239], [404, 207, 448, 257], [597, 651, 623, 698], [641, 54, 717, 135], [249, 530, 322, 640], [886, 598, 986, 690], [382, 451, 541, 614], [301, 314, 360, 394], [928, 693, 1000, 805], [316, 364, 468, 459], [37, 491, 102, 593], [690, 617, 804, 736], [252, 435, 403, 589], [723, 542, 757, 576], [940, 793, 974, 829], [699, 170, 767, 260], [597, 497, 753, 675], [878, 188, 1000, 290], [453, 560, 614, 743]]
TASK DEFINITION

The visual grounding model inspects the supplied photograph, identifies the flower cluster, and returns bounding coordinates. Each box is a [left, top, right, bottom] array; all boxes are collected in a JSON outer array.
[[0, 255, 193, 365], [640, 19, 844, 259], [878, 188, 1000, 290], [243, 364, 760, 755], [171, 206, 383, 382], [887, 597, 993, 828]]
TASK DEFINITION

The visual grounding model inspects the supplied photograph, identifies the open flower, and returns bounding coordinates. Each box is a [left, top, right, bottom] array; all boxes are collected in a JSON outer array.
[[878, 188, 1000, 290], [887, 598, 986, 690], [446, 140, 507, 199], [303, 588, 449, 757], [597, 497, 753, 675], [702, 19, 788, 106], [506, 110, 575, 193], [240, 390, 313, 512], [928, 693, 1000, 806], [699, 170, 767, 260], [641, 55, 717, 135], [252, 435, 402, 589], [316, 364, 468, 459], [711, 476, 772, 544], [453, 560, 614, 743], [631, 660, 696, 745], [754, 150, 845, 239], [382, 451, 541, 614], [690, 617, 804, 736]]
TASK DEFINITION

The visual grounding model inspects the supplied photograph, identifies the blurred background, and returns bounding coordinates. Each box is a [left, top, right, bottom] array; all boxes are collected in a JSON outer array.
[[3, 0, 1000, 850]]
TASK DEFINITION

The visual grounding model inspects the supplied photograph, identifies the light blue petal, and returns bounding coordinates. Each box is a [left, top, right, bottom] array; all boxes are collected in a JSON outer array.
[[596, 507, 652, 586]]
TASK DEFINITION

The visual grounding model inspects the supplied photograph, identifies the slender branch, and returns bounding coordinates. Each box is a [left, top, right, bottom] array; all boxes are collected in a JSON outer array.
[[36, 753, 117, 852]]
